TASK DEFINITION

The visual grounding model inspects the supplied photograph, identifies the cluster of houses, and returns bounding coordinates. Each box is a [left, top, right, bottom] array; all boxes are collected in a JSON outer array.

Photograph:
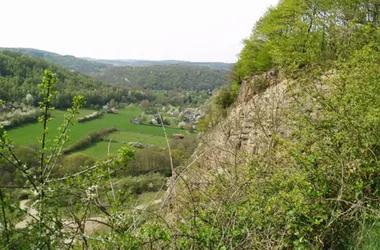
[[153, 109, 202, 127], [131, 108, 203, 128], [151, 113, 162, 125], [129, 107, 206, 141], [182, 109, 202, 123], [102, 104, 118, 114]]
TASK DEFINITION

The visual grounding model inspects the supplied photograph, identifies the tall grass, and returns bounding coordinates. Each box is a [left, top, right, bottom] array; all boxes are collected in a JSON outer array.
[[357, 222, 380, 250]]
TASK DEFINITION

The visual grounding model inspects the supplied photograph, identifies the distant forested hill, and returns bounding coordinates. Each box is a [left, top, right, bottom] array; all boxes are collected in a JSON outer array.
[[86, 58, 233, 71], [0, 50, 131, 108], [0, 48, 110, 73], [0, 48, 231, 91], [1, 48, 233, 73], [91, 65, 230, 91]]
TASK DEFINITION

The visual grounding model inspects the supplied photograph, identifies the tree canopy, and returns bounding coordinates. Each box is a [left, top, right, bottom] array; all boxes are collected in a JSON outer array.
[[234, 0, 380, 82]]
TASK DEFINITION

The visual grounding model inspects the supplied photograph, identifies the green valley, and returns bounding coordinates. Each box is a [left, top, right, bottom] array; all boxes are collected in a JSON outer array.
[[1, 0, 379, 249], [7, 106, 185, 160]]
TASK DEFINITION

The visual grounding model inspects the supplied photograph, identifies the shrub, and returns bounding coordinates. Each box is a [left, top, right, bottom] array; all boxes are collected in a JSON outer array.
[[116, 173, 167, 195], [214, 85, 236, 110], [170, 136, 198, 164], [54, 153, 96, 177], [251, 74, 270, 94], [62, 127, 117, 154], [234, 39, 273, 84], [77, 111, 103, 123], [125, 147, 175, 176], [0, 108, 46, 129], [197, 85, 237, 133]]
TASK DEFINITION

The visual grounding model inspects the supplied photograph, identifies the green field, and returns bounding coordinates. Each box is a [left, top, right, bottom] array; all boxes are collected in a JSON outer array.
[[7, 106, 185, 160]]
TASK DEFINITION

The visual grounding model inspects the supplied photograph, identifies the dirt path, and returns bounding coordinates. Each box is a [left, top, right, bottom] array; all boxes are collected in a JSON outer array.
[[15, 199, 37, 229], [15, 200, 107, 234], [135, 199, 162, 210], [63, 217, 109, 235]]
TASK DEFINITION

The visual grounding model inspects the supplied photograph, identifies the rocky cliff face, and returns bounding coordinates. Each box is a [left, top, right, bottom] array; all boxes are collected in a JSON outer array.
[[163, 71, 294, 210], [198, 71, 289, 167]]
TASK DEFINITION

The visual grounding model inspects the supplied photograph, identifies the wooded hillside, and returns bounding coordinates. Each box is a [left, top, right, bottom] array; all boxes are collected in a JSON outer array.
[[0, 48, 109, 73], [0, 50, 129, 108], [91, 65, 229, 91]]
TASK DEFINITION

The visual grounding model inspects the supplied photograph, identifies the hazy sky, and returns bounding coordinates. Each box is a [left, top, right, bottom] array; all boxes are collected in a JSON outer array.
[[0, 0, 278, 62]]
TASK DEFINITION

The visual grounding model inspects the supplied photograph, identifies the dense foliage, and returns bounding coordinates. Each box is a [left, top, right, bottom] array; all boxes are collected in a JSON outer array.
[[91, 65, 229, 91], [234, 0, 380, 82]]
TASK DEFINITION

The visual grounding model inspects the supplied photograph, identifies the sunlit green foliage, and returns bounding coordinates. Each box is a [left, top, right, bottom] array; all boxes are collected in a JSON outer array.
[[234, 0, 380, 82]]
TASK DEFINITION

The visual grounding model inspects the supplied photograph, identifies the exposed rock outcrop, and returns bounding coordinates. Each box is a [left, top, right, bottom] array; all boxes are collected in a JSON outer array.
[[162, 71, 294, 211]]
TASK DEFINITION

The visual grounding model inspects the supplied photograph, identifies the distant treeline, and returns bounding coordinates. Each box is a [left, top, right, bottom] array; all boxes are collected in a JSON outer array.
[[91, 65, 230, 91]]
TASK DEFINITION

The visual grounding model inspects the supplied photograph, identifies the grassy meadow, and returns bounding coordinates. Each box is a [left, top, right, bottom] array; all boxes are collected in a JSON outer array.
[[7, 106, 185, 160]]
